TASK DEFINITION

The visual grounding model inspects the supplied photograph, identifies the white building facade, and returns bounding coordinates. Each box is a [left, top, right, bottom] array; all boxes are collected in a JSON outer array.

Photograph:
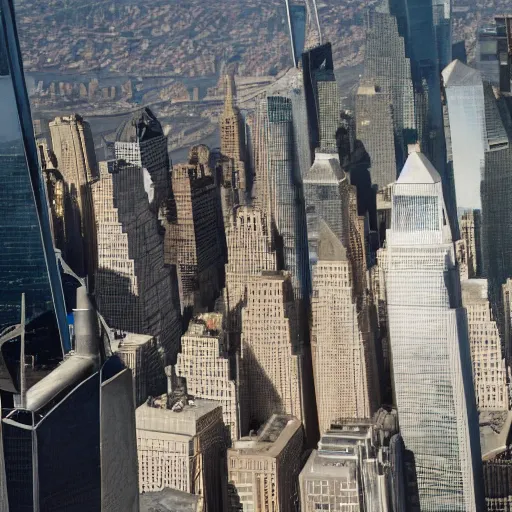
[[386, 151, 484, 511]]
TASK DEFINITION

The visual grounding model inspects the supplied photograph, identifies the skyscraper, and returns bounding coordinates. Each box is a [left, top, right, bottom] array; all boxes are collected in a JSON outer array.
[[240, 271, 303, 426], [175, 313, 239, 441], [114, 108, 170, 211], [220, 75, 246, 193], [442, 60, 487, 211], [432, 0, 452, 71], [164, 163, 225, 313], [0, 0, 70, 367], [311, 219, 379, 433], [92, 160, 182, 365], [266, 95, 311, 301], [284, 1, 306, 68], [224, 206, 277, 351], [363, 7, 416, 167], [303, 152, 379, 432], [386, 150, 484, 510], [302, 43, 340, 154], [2, 288, 139, 512], [355, 81, 398, 190], [49, 114, 97, 277]]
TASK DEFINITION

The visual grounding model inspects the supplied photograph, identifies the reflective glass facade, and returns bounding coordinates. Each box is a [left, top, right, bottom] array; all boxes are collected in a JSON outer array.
[[0, 0, 68, 360]]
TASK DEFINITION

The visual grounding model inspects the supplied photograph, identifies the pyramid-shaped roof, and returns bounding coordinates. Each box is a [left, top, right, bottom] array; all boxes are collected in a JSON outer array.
[[442, 60, 482, 88], [397, 152, 441, 184], [304, 152, 345, 184]]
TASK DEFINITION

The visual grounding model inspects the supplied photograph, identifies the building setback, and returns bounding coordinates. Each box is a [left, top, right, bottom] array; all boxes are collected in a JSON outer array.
[[386, 150, 484, 510], [92, 160, 182, 365], [175, 313, 239, 441]]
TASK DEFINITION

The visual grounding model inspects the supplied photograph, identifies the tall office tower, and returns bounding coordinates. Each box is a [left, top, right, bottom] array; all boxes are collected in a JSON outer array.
[[164, 163, 225, 313], [300, 410, 406, 512], [0, 0, 70, 365], [432, 0, 452, 71], [224, 206, 277, 352], [2, 289, 139, 512], [302, 43, 340, 154], [136, 396, 227, 512], [311, 218, 379, 433], [227, 415, 303, 512], [49, 114, 97, 278], [114, 108, 170, 211], [303, 152, 367, 300], [266, 95, 311, 301], [240, 271, 303, 425], [476, 24, 502, 87], [480, 85, 512, 336], [220, 75, 246, 192], [386, 150, 484, 510], [113, 332, 166, 407], [460, 210, 482, 279], [461, 280, 509, 411], [285, 1, 306, 67], [496, 16, 512, 93], [355, 81, 397, 190], [442, 60, 487, 211], [92, 160, 182, 365], [363, 8, 416, 168], [175, 313, 239, 441]]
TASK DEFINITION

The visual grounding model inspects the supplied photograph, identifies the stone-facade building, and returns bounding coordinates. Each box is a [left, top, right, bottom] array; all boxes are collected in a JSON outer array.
[[49, 114, 97, 277], [164, 163, 225, 312], [311, 219, 379, 433], [176, 313, 239, 441], [136, 397, 227, 512], [462, 279, 509, 411], [224, 206, 277, 351], [228, 415, 303, 512], [92, 160, 182, 364], [220, 75, 246, 192], [240, 271, 302, 426]]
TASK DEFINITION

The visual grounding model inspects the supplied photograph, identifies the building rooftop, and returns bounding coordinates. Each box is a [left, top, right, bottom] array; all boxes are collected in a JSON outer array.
[[397, 151, 441, 185], [461, 279, 489, 303], [442, 60, 483, 87], [140, 488, 200, 512], [300, 449, 358, 480], [317, 219, 347, 262], [116, 107, 163, 143], [230, 414, 301, 458], [304, 151, 345, 184], [136, 398, 220, 436]]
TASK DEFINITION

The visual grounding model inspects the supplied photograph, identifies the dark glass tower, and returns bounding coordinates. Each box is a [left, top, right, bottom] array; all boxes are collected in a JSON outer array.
[[0, 0, 70, 384]]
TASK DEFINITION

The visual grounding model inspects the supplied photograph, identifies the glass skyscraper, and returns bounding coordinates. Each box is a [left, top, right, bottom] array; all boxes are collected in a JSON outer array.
[[0, 0, 69, 372], [442, 60, 486, 211], [386, 150, 484, 511]]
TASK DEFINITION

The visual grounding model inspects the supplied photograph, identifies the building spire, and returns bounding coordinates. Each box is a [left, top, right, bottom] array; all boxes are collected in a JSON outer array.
[[223, 74, 237, 116]]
